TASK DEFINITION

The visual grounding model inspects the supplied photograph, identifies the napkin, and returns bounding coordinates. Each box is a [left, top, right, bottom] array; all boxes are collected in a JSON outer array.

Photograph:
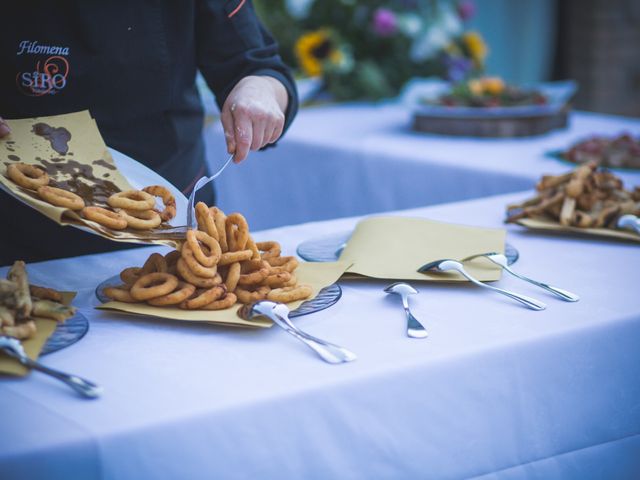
[[0, 111, 179, 247], [339, 216, 505, 281], [0, 292, 76, 377], [97, 261, 350, 327]]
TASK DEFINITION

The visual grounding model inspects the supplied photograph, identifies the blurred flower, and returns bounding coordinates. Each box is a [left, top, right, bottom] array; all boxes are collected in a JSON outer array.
[[481, 77, 505, 95], [372, 8, 398, 37], [397, 13, 423, 38], [295, 30, 343, 77], [285, 0, 315, 19], [467, 78, 483, 96], [456, 0, 476, 21], [444, 55, 473, 83], [462, 31, 487, 67]]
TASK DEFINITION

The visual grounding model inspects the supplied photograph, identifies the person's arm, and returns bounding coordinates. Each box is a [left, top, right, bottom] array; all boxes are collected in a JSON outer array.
[[0, 117, 10, 138], [195, 0, 298, 163]]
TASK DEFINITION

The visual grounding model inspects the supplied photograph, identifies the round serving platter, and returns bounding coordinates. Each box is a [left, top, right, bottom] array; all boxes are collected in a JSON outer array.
[[296, 231, 520, 265], [41, 311, 89, 356], [95, 275, 342, 320]]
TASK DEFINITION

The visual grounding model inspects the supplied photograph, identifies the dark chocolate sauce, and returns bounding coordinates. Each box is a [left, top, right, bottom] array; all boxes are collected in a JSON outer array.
[[92, 158, 117, 170], [7, 155, 20, 161], [32, 122, 72, 155]]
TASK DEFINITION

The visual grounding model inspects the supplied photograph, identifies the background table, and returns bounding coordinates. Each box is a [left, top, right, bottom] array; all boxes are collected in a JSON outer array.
[[2, 192, 639, 479], [205, 103, 640, 230]]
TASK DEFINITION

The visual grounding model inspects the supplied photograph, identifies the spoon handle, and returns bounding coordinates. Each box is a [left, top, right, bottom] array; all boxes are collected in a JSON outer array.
[[404, 308, 428, 338], [502, 265, 579, 302], [3, 348, 102, 398], [457, 268, 546, 311]]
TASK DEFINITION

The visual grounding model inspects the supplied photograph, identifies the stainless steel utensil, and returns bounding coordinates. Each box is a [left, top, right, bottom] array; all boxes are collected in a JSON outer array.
[[0, 336, 102, 398], [616, 214, 640, 235], [383, 282, 428, 338], [418, 259, 546, 311], [462, 252, 579, 302], [186, 154, 234, 230], [239, 301, 357, 364]]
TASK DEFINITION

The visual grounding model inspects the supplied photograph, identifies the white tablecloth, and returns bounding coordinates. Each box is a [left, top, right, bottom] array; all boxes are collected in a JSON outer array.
[[1, 192, 639, 479], [205, 104, 640, 230]]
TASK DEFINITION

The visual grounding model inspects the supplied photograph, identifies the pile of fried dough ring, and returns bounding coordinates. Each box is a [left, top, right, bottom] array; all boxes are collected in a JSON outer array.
[[5, 162, 176, 230], [103, 203, 312, 311], [506, 161, 640, 228]]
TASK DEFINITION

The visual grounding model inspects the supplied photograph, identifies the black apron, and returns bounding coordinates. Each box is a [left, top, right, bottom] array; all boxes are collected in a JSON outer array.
[[0, 1, 298, 265]]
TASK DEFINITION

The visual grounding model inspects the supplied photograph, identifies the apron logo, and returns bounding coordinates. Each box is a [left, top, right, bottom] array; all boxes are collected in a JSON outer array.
[[15, 40, 71, 97]]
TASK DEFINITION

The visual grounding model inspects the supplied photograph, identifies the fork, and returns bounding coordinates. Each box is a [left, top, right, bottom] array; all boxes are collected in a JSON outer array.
[[186, 154, 234, 230]]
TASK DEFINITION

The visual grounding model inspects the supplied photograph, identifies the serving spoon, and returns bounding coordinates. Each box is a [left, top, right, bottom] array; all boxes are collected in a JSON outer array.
[[0, 335, 102, 398], [383, 282, 428, 338], [462, 252, 579, 302], [419, 259, 546, 311]]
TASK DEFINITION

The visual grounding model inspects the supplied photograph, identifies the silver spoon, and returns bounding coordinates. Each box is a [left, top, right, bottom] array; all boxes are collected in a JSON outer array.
[[462, 252, 579, 302], [186, 154, 234, 230], [0, 336, 102, 398], [616, 214, 640, 235], [419, 259, 547, 311], [238, 301, 357, 364], [383, 282, 428, 338]]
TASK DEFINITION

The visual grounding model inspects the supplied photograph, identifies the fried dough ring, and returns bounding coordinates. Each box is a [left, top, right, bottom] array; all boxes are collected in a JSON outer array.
[[202, 292, 237, 310], [7, 163, 49, 190], [181, 243, 218, 278], [176, 258, 222, 287], [104, 285, 139, 303], [108, 190, 156, 211], [219, 250, 253, 266], [257, 241, 281, 259], [82, 206, 127, 230], [237, 261, 269, 286], [142, 185, 176, 222], [210, 207, 228, 252], [263, 271, 292, 288], [147, 281, 196, 306], [265, 256, 298, 273], [180, 285, 227, 310], [235, 286, 271, 305], [140, 253, 168, 274], [118, 208, 162, 230], [120, 267, 142, 286], [267, 285, 312, 303], [246, 236, 261, 260], [226, 213, 249, 251], [130, 273, 178, 301], [186, 229, 221, 267], [195, 202, 218, 240], [224, 262, 241, 292], [37, 186, 84, 210]]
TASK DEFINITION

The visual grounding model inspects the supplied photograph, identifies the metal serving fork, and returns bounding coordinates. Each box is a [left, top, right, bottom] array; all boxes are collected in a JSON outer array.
[[186, 154, 234, 230]]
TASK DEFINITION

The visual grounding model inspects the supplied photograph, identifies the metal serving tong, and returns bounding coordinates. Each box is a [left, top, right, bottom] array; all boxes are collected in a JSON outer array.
[[0, 336, 102, 398], [186, 154, 234, 230], [461, 252, 579, 302], [239, 301, 357, 364]]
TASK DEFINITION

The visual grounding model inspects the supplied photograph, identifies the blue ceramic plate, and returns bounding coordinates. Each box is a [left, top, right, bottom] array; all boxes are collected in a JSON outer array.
[[41, 311, 89, 356]]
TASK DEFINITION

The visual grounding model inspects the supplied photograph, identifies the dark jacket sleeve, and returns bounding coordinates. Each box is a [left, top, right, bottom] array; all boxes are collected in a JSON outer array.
[[195, 0, 298, 135]]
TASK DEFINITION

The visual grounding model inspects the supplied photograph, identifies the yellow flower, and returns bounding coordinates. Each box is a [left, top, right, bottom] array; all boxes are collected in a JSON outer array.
[[481, 77, 505, 95], [468, 79, 483, 96], [462, 31, 487, 67], [295, 30, 335, 77]]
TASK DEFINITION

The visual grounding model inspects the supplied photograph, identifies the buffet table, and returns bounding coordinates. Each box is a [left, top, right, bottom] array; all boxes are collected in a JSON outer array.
[[2, 192, 639, 480], [205, 103, 640, 230]]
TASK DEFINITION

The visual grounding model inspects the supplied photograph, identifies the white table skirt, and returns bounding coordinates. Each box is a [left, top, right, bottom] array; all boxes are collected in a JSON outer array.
[[205, 103, 640, 231], [1, 192, 639, 479]]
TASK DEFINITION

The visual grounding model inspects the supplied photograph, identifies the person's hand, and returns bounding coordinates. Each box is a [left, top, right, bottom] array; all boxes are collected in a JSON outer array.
[[221, 75, 288, 163], [0, 117, 10, 138]]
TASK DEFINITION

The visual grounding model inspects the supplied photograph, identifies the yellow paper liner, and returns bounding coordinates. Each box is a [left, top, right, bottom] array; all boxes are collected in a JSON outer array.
[[97, 261, 350, 327], [0, 111, 181, 248], [339, 216, 506, 281], [0, 292, 77, 377], [515, 217, 640, 243]]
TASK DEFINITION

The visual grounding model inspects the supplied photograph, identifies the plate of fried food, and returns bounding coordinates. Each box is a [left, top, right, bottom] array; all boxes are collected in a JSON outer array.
[[506, 161, 640, 242], [1, 260, 81, 375], [547, 133, 640, 170], [95, 203, 347, 327]]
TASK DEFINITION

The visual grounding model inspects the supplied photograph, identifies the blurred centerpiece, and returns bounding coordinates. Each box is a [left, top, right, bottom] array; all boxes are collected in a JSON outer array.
[[255, 0, 486, 101]]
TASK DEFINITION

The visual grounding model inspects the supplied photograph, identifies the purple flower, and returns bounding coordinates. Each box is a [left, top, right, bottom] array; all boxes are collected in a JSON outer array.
[[372, 8, 397, 37], [457, 0, 476, 21], [445, 55, 473, 83]]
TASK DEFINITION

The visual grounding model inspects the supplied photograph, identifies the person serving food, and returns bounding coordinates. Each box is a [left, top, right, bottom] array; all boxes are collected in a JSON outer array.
[[0, 0, 298, 265]]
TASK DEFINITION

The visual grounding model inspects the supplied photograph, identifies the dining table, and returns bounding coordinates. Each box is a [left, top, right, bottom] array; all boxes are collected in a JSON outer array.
[[2, 190, 639, 480], [205, 102, 640, 231]]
